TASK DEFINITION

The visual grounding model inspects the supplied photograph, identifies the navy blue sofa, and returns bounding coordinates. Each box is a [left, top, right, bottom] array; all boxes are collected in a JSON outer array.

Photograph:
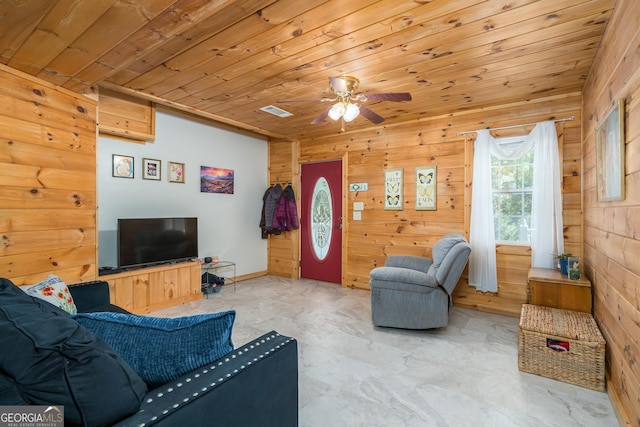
[[1, 279, 299, 427]]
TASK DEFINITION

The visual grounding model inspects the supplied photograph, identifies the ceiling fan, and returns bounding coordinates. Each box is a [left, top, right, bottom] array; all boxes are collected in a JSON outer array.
[[278, 76, 412, 131]]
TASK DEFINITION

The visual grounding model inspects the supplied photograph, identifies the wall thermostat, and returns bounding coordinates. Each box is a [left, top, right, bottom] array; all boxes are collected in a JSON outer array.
[[349, 182, 368, 192]]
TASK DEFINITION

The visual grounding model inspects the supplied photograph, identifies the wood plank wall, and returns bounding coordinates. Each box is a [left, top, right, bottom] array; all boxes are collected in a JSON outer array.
[[0, 65, 98, 285], [269, 92, 583, 318], [582, 0, 640, 423], [98, 87, 156, 143], [267, 138, 300, 278]]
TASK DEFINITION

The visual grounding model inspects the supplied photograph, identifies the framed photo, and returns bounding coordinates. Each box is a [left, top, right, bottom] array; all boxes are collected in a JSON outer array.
[[112, 154, 134, 179], [142, 158, 161, 180], [415, 166, 437, 210], [596, 98, 625, 202], [200, 166, 234, 194], [384, 168, 403, 210], [168, 161, 185, 183]]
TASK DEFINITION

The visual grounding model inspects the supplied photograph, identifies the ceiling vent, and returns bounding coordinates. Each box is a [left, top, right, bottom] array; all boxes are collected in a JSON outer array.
[[260, 105, 293, 118]]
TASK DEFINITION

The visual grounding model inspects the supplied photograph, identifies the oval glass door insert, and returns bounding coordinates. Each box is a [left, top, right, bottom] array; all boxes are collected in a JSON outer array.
[[311, 177, 332, 260]]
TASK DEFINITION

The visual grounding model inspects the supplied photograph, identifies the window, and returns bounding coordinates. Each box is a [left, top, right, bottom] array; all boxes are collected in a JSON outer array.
[[491, 140, 533, 243]]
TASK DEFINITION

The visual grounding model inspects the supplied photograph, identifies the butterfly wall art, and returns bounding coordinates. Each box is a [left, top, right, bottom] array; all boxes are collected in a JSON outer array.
[[384, 168, 403, 210], [416, 166, 437, 210]]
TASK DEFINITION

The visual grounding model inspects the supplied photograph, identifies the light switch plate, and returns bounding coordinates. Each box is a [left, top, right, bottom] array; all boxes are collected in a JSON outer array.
[[353, 202, 364, 211], [353, 211, 362, 221]]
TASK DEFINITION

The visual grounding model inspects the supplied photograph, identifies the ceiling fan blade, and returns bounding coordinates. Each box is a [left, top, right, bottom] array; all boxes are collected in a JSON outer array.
[[358, 92, 412, 102], [277, 97, 333, 103], [311, 108, 330, 124], [359, 105, 385, 124]]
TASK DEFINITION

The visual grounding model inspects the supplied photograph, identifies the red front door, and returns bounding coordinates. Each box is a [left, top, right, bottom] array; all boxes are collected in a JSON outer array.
[[300, 160, 342, 283]]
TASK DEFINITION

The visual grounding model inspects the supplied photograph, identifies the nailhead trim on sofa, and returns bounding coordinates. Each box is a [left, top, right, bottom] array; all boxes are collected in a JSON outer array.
[[115, 331, 295, 427]]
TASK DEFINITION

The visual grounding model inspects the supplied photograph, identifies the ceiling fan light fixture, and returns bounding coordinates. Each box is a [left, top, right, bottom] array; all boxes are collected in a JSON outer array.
[[343, 103, 359, 122], [330, 76, 359, 97], [280, 75, 412, 130], [328, 102, 345, 121]]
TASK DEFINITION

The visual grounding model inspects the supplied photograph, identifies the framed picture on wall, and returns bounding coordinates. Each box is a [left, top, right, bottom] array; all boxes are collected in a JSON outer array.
[[415, 166, 437, 210], [200, 166, 234, 194], [112, 154, 134, 179], [596, 98, 625, 202], [384, 168, 403, 210], [142, 158, 161, 181], [168, 161, 185, 183]]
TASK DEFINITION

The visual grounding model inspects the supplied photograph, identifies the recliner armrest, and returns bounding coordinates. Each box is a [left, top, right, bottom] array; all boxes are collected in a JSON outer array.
[[370, 266, 437, 288], [384, 255, 432, 273]]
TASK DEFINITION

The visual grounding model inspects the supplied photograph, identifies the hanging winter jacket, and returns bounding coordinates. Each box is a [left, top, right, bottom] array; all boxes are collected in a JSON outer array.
[[264, 183, 282, 234], [272, 185, 299, 231], [259, 186, 272, 239], [283, 185, 299, 230]]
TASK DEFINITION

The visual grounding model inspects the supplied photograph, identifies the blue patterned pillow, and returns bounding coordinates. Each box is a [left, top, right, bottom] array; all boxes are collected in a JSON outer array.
[[73, 311, 235, 387]]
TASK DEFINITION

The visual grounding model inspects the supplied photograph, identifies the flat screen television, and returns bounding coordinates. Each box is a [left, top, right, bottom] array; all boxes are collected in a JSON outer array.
[[117, 217, 198, 269]]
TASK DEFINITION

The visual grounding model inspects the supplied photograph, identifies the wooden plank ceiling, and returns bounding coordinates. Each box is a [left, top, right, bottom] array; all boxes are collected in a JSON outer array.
[[0, 0, 615, 141]]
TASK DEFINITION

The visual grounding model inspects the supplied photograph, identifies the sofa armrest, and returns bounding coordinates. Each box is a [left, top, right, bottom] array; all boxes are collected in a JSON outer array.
[[114, 331, 298, 427], [69, 281, 129, 313], [384, 255, 432, 273]]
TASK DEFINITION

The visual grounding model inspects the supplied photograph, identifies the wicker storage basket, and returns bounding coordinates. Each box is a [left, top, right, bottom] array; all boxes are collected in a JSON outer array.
[[518, 304, 605, 391]]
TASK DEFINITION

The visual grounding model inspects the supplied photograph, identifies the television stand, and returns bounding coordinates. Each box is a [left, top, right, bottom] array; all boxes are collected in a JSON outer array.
[[99, 260, 201, 314]]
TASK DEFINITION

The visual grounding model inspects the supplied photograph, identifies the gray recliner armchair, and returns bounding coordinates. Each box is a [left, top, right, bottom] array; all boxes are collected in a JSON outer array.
[[369, 233, 471, 329]]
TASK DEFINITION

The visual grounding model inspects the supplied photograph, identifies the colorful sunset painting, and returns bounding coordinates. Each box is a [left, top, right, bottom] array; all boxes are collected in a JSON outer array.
[[200, 166, 234, 194]]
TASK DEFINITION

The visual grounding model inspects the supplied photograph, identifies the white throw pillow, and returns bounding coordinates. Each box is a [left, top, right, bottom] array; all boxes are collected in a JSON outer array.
[[23, 274, 77, 314]]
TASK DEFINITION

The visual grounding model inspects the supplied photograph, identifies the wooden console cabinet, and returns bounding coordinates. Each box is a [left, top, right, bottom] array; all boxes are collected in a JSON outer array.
[[101, 261, 201, 314], [527, 267, 592, 313]]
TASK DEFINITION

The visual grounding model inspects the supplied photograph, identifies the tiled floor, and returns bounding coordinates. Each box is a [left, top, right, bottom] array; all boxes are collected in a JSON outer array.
[[154, 276, 619, 427]]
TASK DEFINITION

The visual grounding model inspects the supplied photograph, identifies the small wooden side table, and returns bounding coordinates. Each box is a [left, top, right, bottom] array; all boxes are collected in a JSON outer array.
[[527, 267, 592, 313]]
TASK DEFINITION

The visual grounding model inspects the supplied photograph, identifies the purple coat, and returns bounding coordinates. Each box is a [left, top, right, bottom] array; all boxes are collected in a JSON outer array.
[[272, 185, 299, 231]]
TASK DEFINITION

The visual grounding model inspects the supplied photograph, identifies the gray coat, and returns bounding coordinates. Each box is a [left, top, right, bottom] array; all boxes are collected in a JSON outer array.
[[264, 184, 283, 232]]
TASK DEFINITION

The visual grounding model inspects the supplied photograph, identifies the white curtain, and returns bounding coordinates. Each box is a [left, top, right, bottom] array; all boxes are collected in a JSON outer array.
[[468, 121, 563, 292]]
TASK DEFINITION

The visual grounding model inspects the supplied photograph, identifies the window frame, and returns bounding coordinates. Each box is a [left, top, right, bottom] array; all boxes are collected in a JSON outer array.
[[491, 137, 534, 245]]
